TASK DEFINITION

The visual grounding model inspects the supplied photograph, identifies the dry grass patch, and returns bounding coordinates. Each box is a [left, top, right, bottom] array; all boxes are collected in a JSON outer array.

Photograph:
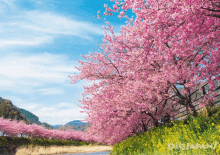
[[16, 144, 113, 155]]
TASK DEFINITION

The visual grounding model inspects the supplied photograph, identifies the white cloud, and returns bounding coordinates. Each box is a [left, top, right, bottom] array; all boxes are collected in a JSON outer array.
[[57, 102, 69, 108], [18, 80, 42, 86], [0, 52, 82, 95], [0, 7, 121, 48], [21, 10, 119, 41], [0, 0, 16, 12], [0, 0, 122, 48], [0, 0, 15, 6], [2, 96, 23, 103], [36, 88, 64, 95], [23, 104, 41, 111], [0, 79, 14, 86], [0, 36, 53, 47], [0, 52, 78, 80], [31, 103, 88, 125]]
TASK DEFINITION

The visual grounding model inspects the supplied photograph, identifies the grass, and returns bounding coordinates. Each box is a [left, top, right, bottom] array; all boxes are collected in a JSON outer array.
[[109, 104, 220, 155], [15, 143, 113, 155]]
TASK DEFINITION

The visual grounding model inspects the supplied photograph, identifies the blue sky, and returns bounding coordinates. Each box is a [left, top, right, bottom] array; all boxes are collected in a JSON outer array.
[[0, 0, 137, 125]]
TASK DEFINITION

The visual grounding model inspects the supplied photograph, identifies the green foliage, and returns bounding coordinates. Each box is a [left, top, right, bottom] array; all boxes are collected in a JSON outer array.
[[0, 101, 10, 119]]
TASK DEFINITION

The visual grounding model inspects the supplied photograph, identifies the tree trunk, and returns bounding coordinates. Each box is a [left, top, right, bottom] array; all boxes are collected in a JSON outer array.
[[189, 103, 197, 117], [154, 119, 159, 127], [186, 102, 197, 117]]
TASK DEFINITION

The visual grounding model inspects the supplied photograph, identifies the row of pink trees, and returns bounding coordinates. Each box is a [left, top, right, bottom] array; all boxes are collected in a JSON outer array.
[[0, 117, 99, 143], [69, 0, 220, 145]]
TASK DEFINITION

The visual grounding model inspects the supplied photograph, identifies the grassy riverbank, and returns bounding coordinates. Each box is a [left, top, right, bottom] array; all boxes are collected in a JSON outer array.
[[109, 104, 220, 155]]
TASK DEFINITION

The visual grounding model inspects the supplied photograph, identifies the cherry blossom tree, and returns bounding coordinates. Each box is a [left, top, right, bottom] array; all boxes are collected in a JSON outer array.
[[78, 80, 179, 145], [0, 116, 98, 143], [69, 0, 219, 145]]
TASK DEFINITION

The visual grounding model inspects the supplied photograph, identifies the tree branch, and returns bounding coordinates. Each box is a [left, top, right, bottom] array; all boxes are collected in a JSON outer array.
[[201, 7, 220, 12]]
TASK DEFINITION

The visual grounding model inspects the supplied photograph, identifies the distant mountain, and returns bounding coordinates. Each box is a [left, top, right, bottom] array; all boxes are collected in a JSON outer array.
[[65, 120, 88, 126], [51, 120, 91, 132], [16, 107, 39, 122], [41, 122, 54, 129], [51, 120, 89, 128], [51, 124, 63, 129]]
